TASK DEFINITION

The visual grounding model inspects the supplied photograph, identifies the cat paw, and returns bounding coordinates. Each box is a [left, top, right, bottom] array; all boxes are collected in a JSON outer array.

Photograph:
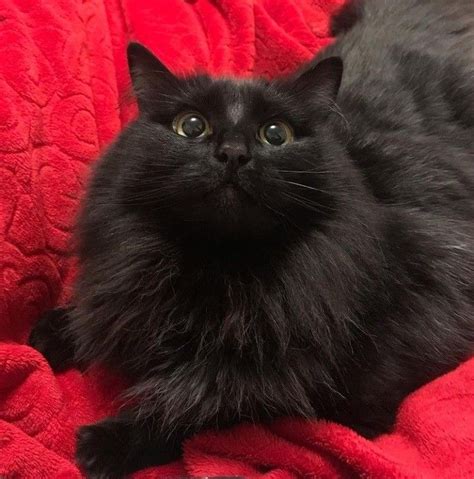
[[28, 308, 75, 372], [76, 422, 130, 479]]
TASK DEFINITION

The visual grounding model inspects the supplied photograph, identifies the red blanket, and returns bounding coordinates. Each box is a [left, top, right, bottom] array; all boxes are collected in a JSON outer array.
[[0, 0, 473, 477]]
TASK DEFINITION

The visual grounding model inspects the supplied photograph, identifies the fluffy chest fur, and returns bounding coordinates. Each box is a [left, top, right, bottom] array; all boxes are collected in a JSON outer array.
[[71, 220, 383, 432]]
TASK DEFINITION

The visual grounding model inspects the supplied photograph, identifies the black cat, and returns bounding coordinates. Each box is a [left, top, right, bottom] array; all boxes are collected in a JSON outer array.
[[29, 0, 474, 477]]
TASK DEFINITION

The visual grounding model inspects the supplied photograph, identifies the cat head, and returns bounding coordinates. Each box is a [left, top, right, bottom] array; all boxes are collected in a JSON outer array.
[[103, 43, 349, 241]]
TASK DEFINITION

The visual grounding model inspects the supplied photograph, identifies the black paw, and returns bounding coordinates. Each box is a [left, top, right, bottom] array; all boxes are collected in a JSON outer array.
[[28, 308, 75, 372], [76, 415, 183, 477], [76, 421, 131, 479]]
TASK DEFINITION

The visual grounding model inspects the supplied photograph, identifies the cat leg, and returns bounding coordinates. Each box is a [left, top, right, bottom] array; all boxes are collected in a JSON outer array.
[[28, 307, 76, 372], [75, 412, 183, 478]]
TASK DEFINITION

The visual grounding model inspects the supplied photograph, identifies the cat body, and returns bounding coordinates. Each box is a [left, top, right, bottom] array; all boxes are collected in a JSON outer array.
[[29, 0, 474, 476]]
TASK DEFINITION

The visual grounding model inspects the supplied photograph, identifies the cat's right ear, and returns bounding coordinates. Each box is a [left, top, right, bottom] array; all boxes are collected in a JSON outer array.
[[127, 43, 178, 113], [291, 56, 343, 108]]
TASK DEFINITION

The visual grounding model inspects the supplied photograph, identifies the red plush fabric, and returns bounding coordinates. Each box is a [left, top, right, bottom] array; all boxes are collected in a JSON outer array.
[[0, 0, 473, 477]]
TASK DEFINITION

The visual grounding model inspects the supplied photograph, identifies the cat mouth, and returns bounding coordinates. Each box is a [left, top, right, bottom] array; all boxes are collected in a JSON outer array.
[[217, 183, 245, 204], [212, 180, 255, 209], [220, 173, 254, 195], [221, 184, 241, 201]]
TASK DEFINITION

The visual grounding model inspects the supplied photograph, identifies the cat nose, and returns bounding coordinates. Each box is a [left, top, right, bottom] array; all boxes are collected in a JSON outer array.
[[215, 142, 250, 167]]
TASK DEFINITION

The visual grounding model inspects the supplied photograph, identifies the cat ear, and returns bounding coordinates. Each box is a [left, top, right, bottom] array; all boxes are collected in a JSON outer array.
[[292, 57, 343, 105], [127, 42, 178, 112]]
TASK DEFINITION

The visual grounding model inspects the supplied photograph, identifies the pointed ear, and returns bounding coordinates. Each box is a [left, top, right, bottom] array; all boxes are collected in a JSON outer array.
[[127, 42, 178, 112], [292, 57, 343, 106]]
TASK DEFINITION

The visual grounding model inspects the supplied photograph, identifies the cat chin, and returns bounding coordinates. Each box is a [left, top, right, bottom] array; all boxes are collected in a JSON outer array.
[[177, 188, 278, 240], [206, 208, 273, 239]]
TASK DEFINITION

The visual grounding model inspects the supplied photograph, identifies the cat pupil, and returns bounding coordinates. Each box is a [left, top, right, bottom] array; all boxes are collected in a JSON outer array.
[[182, 115, 205, 137], [264, 124, 286, 145]]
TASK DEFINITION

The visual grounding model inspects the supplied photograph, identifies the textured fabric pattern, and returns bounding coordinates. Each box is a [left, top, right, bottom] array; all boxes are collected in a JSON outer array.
[[0, 0, 473, 477]]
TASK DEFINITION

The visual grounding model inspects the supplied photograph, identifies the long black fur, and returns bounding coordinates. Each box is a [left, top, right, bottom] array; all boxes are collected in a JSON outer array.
[[29, 0, 474, 476]]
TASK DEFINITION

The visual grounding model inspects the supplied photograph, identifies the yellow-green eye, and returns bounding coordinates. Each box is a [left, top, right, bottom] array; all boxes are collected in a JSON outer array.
[[172, 112, 212, 138], [258, 121, 294, 146]]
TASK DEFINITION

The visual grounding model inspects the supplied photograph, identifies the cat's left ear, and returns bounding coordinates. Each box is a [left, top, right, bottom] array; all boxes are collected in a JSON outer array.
[[127, 42, 178, 113], [292, 56, 343, 106]]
